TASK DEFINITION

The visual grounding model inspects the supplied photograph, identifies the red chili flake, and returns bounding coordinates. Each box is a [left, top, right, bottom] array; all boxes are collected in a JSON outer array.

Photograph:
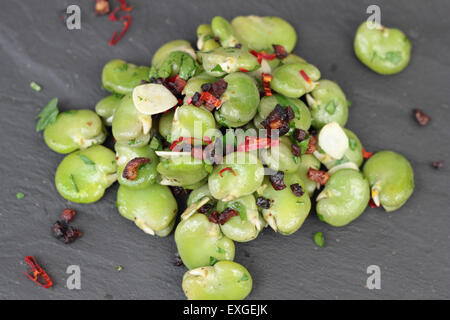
[[306, 135, 317, 154], [272, 44, 288, 59], [109, 14, 132, 46], [413, 109, 430, 126], [95, 0, 110, 15], [368, 198, 379, 208], [270, 171, 286, 191], [362, 147, 373, 159], [61, 208, 76, 223], [87, 121, 93, 126], [23, 256, 53, 289], [122, 157, 150, 181], [307, 168, 329, 186], [256, 196, 272, 209], [237, 136, 279, 152], [200, 91, 222, 109], [170, 137, 209, 151], [262, 73, 273, 97], [117, 0, 133, 12], [108, 6, 121, 21], [250, 50, 277, 64], [432, 160, 444, 169], [209, 208, 239, 225], [239, 68, 249, 73], [186, 96, 193, 105], [290, 183, 304, 197], [219, 167, 237, 178], [299, 70, 312, 84]]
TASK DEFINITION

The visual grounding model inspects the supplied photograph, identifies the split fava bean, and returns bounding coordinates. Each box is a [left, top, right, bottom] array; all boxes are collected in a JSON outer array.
[[182, 261, 252, 300], [175, 213, 235, 269], [354, 22, 412, 75], [199, 47, 260, 77], [157, 154, 212, 187], [260, 136, 301, 173], [55, 145, 117, 203], [270, 62, 321, 98], [158, 109, 174, 139], [211, 16, 239, 48], [316, 169, 370, 227], [102, 59, 150, 95], [151, 40, 197, 69], [44, 109, 106, 154], [197, 24, 220, 52], [117, 183, 177, 236], [95, 94, 123, 126], [363, 150, 414, 212], [170, 104, 217, 142]]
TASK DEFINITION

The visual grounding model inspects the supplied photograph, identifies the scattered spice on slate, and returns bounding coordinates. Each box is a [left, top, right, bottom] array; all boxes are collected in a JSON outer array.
[[413, 109, 430, 126], [61, 208, 77, 223], [432, 160, 444, 169]]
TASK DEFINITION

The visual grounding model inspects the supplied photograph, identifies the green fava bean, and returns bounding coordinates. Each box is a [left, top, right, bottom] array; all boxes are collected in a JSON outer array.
[[149, 51, 199, 80], [170, 105, 217, 142], [209, 152, 264, 201], [151, 40, 196, 69], [260, 172, 311, 235], [260, 136, 300, 173], [115, 144, 159, 189], [297, 154, 321, 196], [306, 80, 349, 129], [182, 74, 218, 103], [231, 15, 297, 53], [253, 95, 311, 131], [55, 145, 117, 203], [182, 261, 252, 300], [44, 110, 106, 154], [316, 169, 370, 227], [354, 22, 411, 75], [199, 47, 260, 77], [211, 16, 239, 48], [197, 24, 220, 52], [362, 151, 414, 212], [102, 59, 150, 95], [214, 72, 260, 127], [175, 213, 235, 270], [282, 54, 307, 65], [117, 183, 177, 236], [157, 154, 212, 187], [95, 94, 123, 126], [216, 195, 264, 242], [112, 95, 152, 147], [271, 62, 321, 98], [187, 184, 215, 208], [158, 109, 174, 139]]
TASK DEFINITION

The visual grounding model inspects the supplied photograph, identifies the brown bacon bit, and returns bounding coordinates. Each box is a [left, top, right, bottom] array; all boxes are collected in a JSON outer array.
[[270, 171, 287, 191], [256, 197, 272, 209], [171, 186, 186, 196], [197, 203, 213, 214], [299, 70, 312, 84], [208, 210, 220, 224], [260, 104, 291, 137], [191, 92, 202, 107], [272, 44, 289, 59], [52, 221, 82, 244], [432, 160, 444, 169], [293, 128, 307, 142], [413, 109, 430, 126], [235, 43, 242, 49], [122, 157, 150, 181], [306, 135, 317, 154], [209, 208, 239, 225], [95, 0, 110, 15], [61, 208, 76, 223], [291, 143, 301, 157], [290, 183, 304, 197], [307, 168, 329, 186], [362, 147, 373, 159]]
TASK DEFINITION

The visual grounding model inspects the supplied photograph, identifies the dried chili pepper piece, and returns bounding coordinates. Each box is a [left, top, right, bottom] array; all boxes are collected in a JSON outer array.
[[368, 198, 379, 208], [250, 50, 277, 64], [272, 44, 289, 59], [261, 73, 273, 97], [290, 183, 304, 197], [109, 14, 132, 46], [23, 256, 53, 289], [61, 208, 76, 223], [117, 0, 133, 12], [63, 227, 83, 244], [300, 70, 312, 84], [95, 0, 111, 15], [122, 157, 151, 181], [256, 196, 272, 209], [432, 160, 444, 169], [219, 167, 237, 178], [200, 91, 222, 110], [270, 171, 286, 190], [362, 147, 373, 159], [260, 104, 291, 137], [209, 208, 239, 225], [413, 109, 430, 126], [239, 68, 249, 73], [307, 168, 329, 186], [306, 135, 317, 154]]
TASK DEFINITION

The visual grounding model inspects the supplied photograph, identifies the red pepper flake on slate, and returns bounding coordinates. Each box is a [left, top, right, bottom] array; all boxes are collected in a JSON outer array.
[[300, 70, 312, 84], [61, 208, 76, 223], [262, 73, 273, 96], [209, 208, 239, 225], [293, 128, 307, 142], [290, 183, 304, 197], [52, 221, 82, 244], [413, 109, 430, 126], [95, 0, 110, 15], [109, 14, 132, 46], [239, 68, 249, 73], [291, 143, 301, 157], [270, 171, 287, 190], [256, 196, 272, 209], [117, 0, 133, 12], [307, 168, 329, 186], [23, 256, 53, 289], [122, 157, 150, 181], [219, 167, 237, 178], [272, 44, 289, 59], [306, 135, 317, 154], [432, 160, 444, 169], [362, 147, 373, 159]]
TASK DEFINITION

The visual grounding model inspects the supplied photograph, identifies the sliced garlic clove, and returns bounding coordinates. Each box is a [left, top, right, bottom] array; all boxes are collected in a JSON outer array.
[[139, 114, 152, 134], [155, 151, 192, 158], [181, 197, 210, 220], [132, 83, 178, 115], [318, 122, 349, 160]]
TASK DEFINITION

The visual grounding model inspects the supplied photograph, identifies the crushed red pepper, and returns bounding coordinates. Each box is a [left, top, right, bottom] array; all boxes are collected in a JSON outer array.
[[413, 109, 430, 126], [109, 14, 132, 46], [306, 135, 317, 154], [307, 168, 329, 185], [432, 160, 444, 169], [272, 44, 289, 59], [61, 208, 77, 223], [250, 50, 277, 64], [239, 68, 249, 72], [219, 167, 237, 178], [23, 256, 53, 289], [122, 157, 150, 181], [209, 208, 239, 225], [270, 171, 287, 191], [237, 136, 279, 152], [299, 70, 312, 84], [261, 73, 273, 97], [362, 147, 373, 159]]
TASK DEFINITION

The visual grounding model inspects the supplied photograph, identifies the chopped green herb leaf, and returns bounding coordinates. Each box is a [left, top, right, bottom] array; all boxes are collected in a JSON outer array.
[[129, 139, 136, 145], [70, 174, 79, 193], [122, 63, 128, 71], [348, 138, 357, 151], [229, 201, 247, 221], [317, 214, 324, 222], [238, 274, 249, 282], [216, 247, 226, 254], [16, 192, 25, 199], [36, 98, 59, 132], [116, 265, 123, 272], [211, 64, 224, 73], [78, 155, 96, 166], [30, 81, 41, 92], [149, 137, 161, 150], [325, 101, 336, 115], [209, 256, 219, 266], [384, 51, 403, 65], [314, 232, 325, 247], [347, 100, 352, 107]]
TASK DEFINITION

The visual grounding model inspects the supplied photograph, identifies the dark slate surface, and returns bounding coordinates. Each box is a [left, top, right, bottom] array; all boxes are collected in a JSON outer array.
[[0, 0, 449, 300]]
